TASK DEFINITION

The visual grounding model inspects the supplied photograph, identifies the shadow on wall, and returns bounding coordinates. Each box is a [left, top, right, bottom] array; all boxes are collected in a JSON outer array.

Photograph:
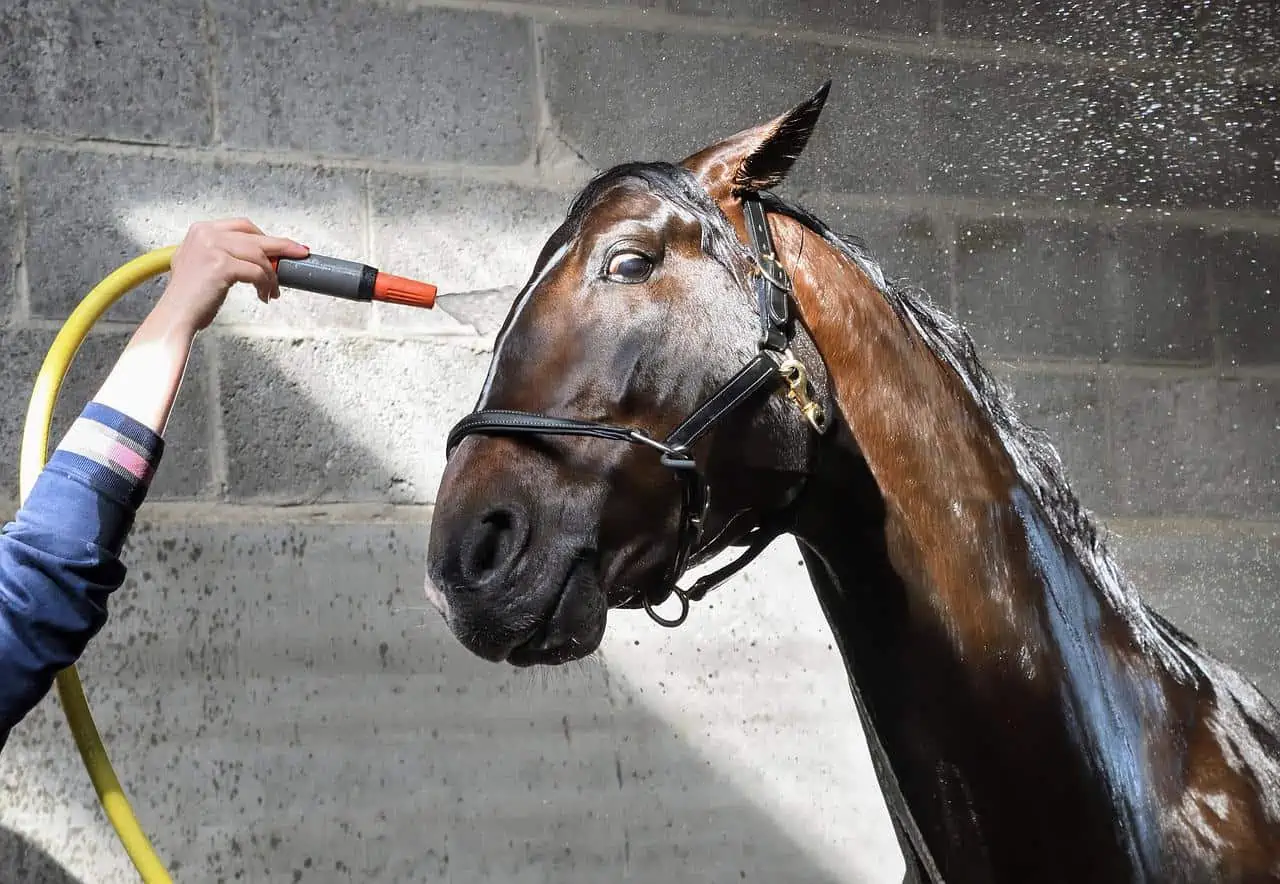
[[0, 827, 85, 884], [0, 215, 901, 882]]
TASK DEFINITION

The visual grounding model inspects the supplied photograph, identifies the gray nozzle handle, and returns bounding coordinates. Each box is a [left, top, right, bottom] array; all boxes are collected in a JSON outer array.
[[274, 254, 376, 301]]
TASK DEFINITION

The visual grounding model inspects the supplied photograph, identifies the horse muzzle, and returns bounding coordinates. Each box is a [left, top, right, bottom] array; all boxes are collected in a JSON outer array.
[[425, 496, 609, 665]]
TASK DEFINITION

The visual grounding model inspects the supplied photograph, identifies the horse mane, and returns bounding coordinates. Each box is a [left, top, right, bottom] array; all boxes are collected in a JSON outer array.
[[754, 191, 1203, 677]]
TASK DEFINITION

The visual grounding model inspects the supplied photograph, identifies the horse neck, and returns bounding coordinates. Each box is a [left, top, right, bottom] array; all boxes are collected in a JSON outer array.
[[773, 212, 1050, 670], [759, 210, 1187, 880]]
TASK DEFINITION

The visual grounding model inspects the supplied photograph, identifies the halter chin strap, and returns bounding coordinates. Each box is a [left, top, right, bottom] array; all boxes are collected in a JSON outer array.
[[444, 191, 828, 628]]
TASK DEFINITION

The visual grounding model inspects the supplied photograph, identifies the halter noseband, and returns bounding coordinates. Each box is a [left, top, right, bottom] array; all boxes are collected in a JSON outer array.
[[444, 192, 828, 628]]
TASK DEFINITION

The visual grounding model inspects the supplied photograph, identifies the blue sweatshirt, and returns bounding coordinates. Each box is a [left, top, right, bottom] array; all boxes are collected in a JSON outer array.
[[0, 402, 164, 753]]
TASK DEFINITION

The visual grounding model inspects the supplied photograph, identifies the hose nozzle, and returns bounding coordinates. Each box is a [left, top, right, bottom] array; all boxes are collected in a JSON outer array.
[[271, 253, 437, 308]]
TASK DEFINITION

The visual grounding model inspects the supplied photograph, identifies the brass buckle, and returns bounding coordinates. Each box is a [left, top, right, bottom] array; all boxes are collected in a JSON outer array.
[[754, 252, 792, 293], [776, 349, 828, 434]]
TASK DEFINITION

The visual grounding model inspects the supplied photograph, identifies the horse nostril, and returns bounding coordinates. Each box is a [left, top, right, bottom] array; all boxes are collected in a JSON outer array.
[[470, 511, 510, 574], [462, 506, 527, 586]]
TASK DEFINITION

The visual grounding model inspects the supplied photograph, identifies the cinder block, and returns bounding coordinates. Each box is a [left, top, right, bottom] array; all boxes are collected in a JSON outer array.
[[1109, 224, 1212, 364], [946, 1, 1278, 91], [212, 2, 535, 165], [1104, 78, 1280, 210], [0, 0, 210, 144], [669, 0, 933, 34], [917, 60, 1278, 209], [0, 159, 15, 321], [20, 149, 368, 329], [946, 0, 1196, 59], [1112, 375, 1278, 519], [542, 27, 931, 194], [989, 368, 1113, 515], [956, 217, 1110, 360], [1108, 522, 1280, 705], [0, 328, 214, 500], [790, 195, 951, 300], [368, 174, 570, 333], [1197, 5, 1280, 75], [219, 334, 493, 504], [1210, 230, 1280, 367], [919, 60, 1127, 204], [544, 28, 1224, 205]]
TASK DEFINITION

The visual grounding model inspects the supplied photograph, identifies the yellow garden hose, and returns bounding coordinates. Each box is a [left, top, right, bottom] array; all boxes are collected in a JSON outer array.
[[18, 246, 178, 883]]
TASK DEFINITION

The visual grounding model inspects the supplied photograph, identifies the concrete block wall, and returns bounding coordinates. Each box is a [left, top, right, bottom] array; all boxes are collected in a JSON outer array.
[[0, 1, 1275, 882]]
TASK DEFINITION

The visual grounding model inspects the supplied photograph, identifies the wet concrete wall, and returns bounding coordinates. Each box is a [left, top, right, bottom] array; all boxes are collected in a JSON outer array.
[[0, 1, 1275, 882]]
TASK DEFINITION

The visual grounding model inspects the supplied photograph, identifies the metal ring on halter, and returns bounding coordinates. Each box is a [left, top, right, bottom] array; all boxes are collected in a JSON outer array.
[[643, 585, 690, 628]]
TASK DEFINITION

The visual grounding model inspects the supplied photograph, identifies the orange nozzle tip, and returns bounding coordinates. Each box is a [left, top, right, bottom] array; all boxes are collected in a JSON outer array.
[[373, 272, 438, 309]]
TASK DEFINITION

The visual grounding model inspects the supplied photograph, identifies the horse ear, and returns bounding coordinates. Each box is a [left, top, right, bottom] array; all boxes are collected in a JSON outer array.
[[680, 80, 831, 201]]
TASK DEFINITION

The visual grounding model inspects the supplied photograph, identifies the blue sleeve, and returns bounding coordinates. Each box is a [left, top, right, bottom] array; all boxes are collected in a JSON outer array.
[[0, 402, 164, 752]]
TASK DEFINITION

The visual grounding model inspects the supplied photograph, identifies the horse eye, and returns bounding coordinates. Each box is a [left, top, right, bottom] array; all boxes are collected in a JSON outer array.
[[606, 250, 654, 283]]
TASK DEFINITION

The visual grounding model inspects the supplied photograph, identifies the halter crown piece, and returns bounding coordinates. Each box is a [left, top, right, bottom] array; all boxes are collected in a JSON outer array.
[[445, 192, 828, 628]]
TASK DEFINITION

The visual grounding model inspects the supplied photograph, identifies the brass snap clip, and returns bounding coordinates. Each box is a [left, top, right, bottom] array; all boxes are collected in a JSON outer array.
[[777, 349, 828, 434]]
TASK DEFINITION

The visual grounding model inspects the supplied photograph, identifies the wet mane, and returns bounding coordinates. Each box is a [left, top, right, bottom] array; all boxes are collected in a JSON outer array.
[[753, 191, 1201, 674]]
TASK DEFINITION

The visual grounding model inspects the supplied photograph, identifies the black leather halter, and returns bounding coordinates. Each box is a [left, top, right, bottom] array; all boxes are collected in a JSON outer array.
[[445, 192, 827, 628]]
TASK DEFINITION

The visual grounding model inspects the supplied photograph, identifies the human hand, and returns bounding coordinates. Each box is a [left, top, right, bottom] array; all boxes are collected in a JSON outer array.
[[158, 218, 309, 332]]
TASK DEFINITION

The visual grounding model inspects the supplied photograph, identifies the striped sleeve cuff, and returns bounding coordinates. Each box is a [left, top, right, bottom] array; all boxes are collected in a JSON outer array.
[[44, 402, 166, 510]]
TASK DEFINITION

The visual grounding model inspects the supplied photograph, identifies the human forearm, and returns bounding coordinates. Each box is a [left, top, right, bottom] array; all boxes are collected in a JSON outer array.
[[90, 301, 197, 436]]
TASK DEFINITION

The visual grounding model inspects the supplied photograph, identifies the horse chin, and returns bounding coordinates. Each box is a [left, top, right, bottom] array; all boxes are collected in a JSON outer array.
[[504, 554, 608, 667]]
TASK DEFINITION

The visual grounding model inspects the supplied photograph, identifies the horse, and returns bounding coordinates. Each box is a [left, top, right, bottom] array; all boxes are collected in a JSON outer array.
[[422, 82, 1280, 883]]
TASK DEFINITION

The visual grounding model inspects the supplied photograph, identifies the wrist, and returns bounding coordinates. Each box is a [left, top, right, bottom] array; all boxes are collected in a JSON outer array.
[[143, 290, 203, 341]]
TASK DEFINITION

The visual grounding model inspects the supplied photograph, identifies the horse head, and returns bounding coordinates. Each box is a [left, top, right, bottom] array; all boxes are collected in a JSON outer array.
[[424, 84, 837, 666]]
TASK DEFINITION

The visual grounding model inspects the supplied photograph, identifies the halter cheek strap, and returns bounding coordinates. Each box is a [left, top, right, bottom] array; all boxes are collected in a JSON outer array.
[[444, 191, 828, 628]]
